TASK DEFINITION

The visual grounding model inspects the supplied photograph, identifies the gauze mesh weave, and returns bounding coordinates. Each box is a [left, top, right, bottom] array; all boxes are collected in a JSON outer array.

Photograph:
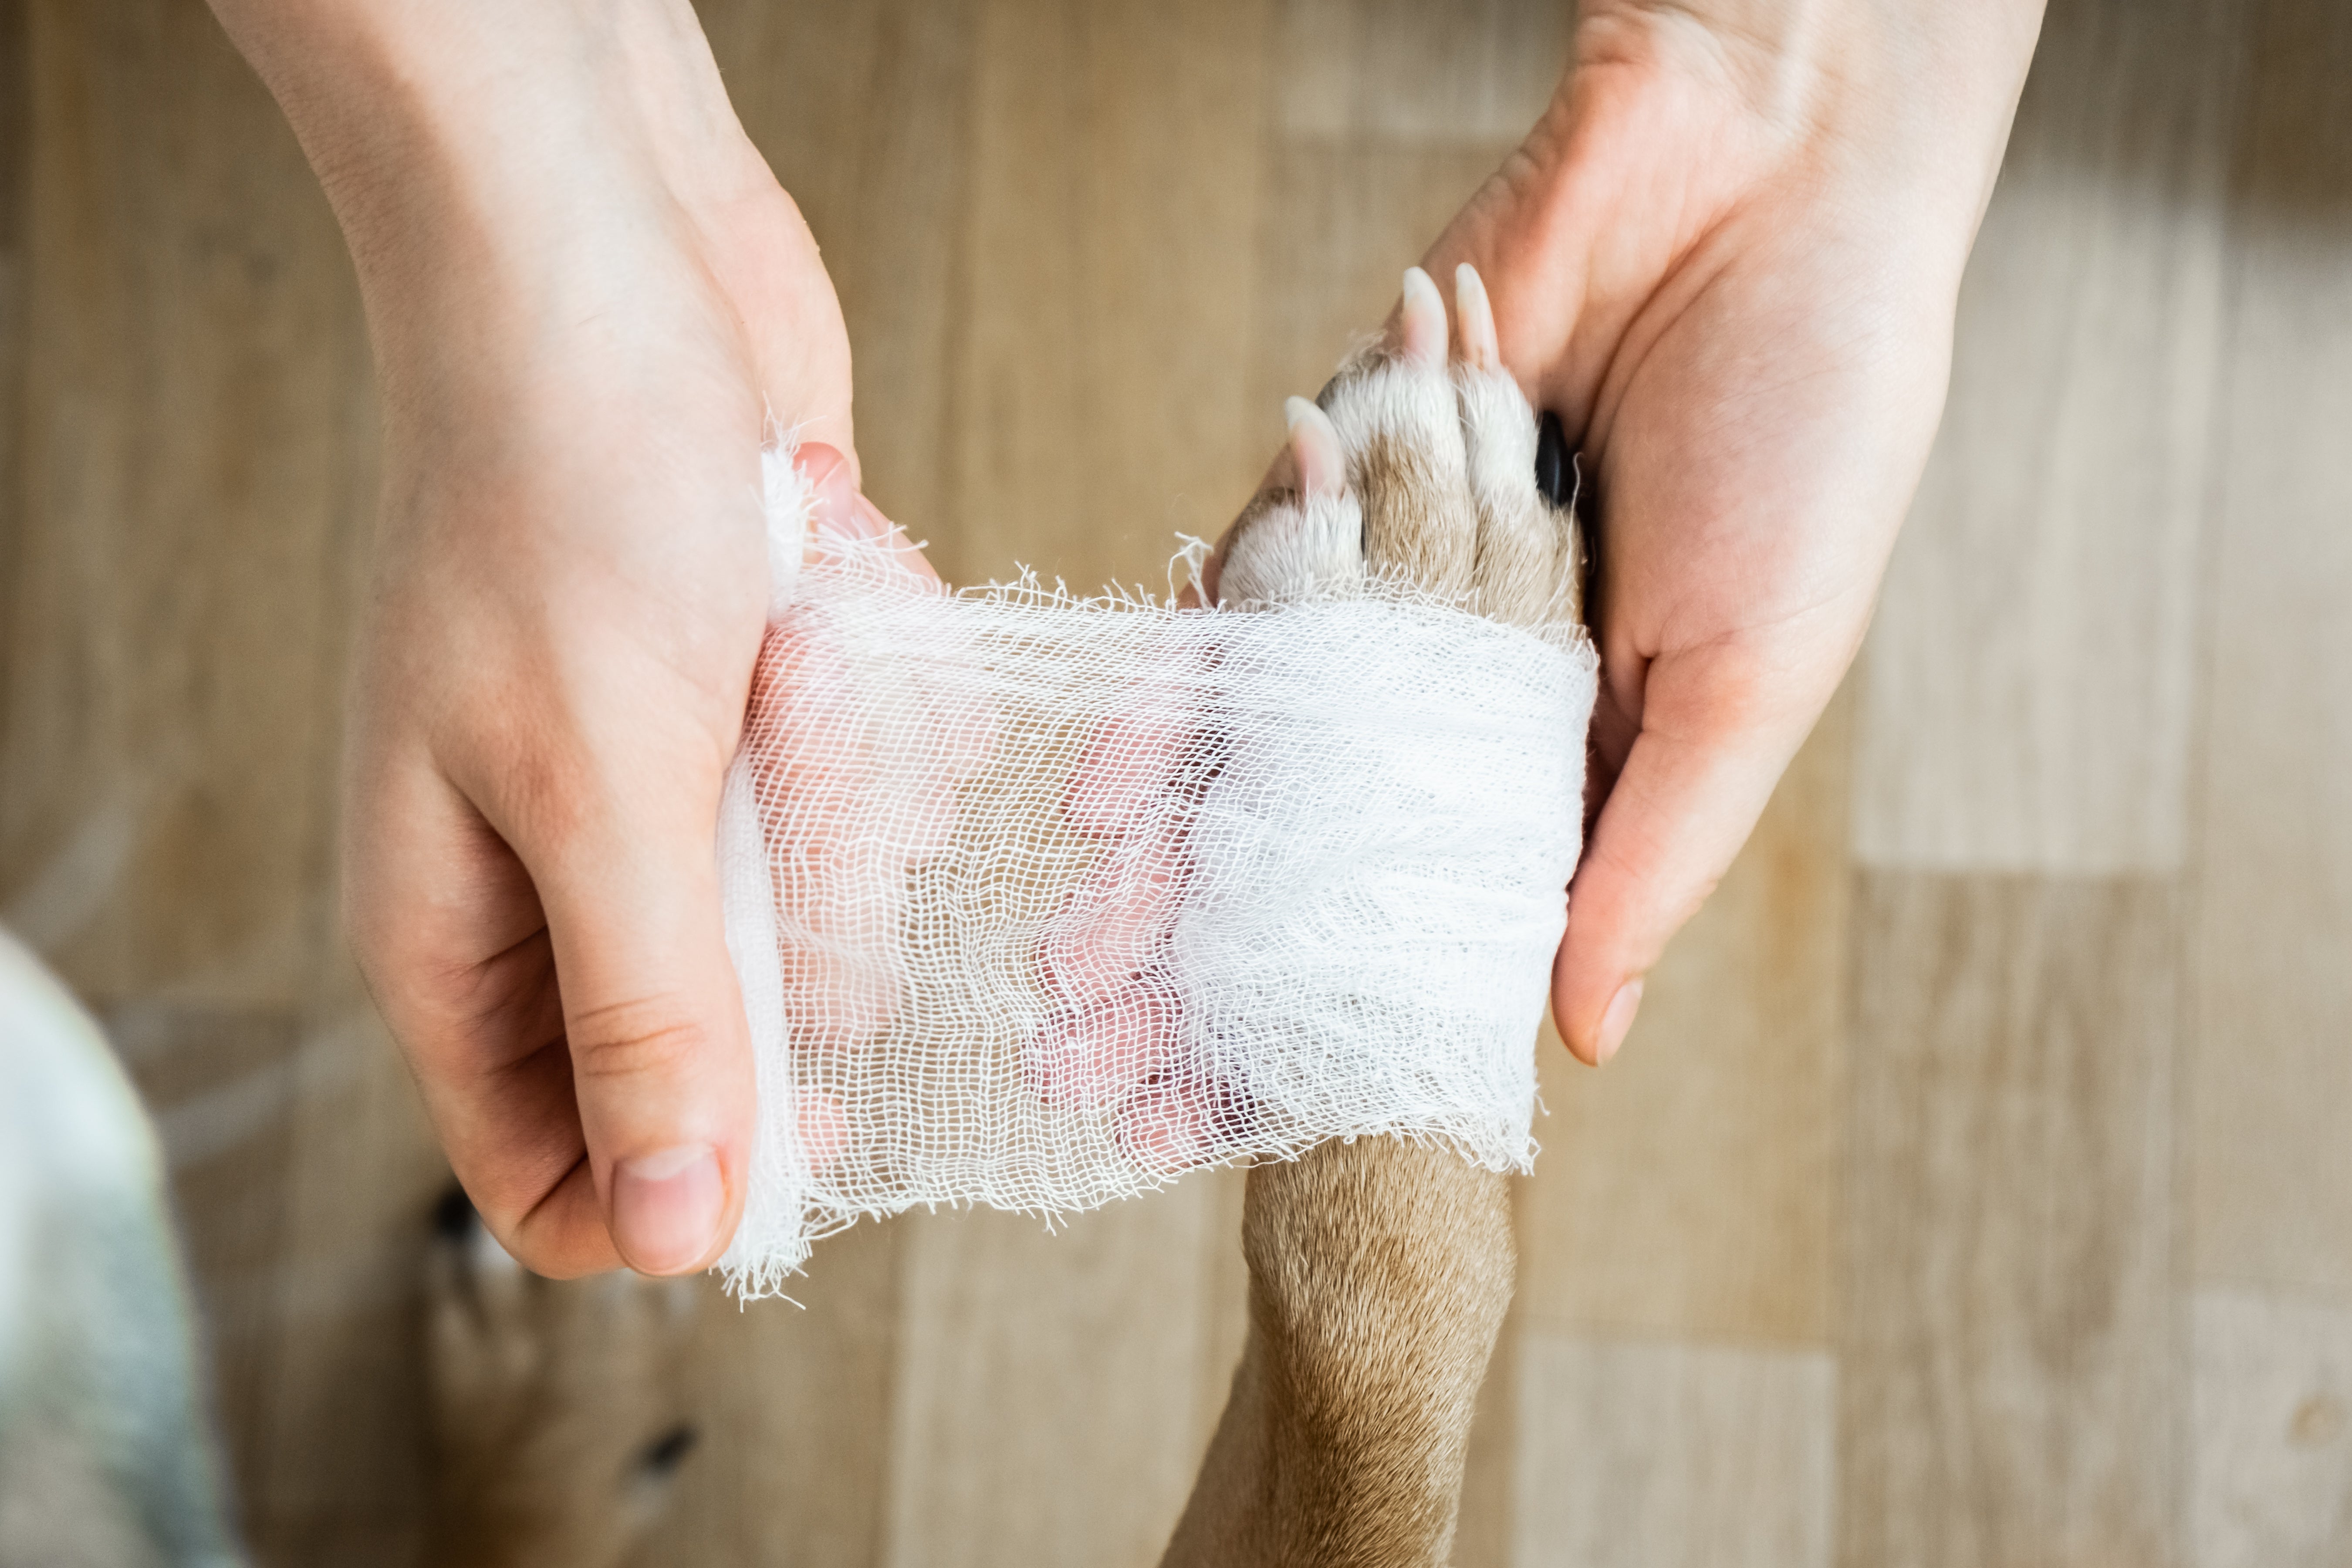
[[716, 453, 1597, 1296]]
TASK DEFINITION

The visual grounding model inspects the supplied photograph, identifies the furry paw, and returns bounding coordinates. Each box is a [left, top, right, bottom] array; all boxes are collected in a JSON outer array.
[[422, 1186, 701, 1568], [1218, 262, 1582, 628]]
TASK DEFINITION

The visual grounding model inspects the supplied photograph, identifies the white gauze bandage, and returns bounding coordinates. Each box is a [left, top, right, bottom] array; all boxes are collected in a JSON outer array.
[[716, 451, 1596, 1296]]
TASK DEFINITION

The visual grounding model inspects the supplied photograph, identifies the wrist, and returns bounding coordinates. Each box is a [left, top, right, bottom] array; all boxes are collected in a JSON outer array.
[[210, 1, 761, 306], [1560, 0, 2047, 231]]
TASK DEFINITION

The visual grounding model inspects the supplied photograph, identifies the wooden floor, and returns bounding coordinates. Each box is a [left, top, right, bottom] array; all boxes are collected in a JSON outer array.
[[3, 0, 2350, 1564]]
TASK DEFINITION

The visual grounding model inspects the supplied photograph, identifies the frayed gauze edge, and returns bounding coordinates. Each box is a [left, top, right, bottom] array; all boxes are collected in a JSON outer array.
[[716, 449, 1596, 1298]]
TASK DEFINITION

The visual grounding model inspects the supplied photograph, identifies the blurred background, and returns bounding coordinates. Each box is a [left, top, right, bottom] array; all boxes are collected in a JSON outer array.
[[3, 0, 2349, 1564]]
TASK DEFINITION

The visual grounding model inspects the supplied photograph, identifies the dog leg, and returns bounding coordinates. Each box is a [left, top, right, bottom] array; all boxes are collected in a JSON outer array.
[[1165, 264, 1581, 1568]]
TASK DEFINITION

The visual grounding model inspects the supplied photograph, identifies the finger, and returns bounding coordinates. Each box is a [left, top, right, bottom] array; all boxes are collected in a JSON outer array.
[[1551, 668, 1808, 1066], [521, 791, 757, 1278], [796, 442, 940, 585], [1039, 834, 1185, 1001], [1064, 712, 1195, 837], [1115, 1074, 1215, 1174], [1029, 981, 1179, 1111], [346, 736, 635, 1276]]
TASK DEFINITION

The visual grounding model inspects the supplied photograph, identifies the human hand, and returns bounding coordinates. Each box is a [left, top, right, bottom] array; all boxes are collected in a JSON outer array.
[[1294, 0, 2041, 1063], [214, 0, 922, 1276]]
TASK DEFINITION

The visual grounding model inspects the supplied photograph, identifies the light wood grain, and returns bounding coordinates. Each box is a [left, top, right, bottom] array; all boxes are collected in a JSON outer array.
[[1520, 676, 1853, 1347], [2186, 0, 2352, 1303], [1249, 142, 1511, 436], [703, 0, 981, 551], [659, 1225, 898, 1568], [232, 1008, 443, 1565], [1837, 872, 2177, 1568], [102, 1002, 304, 1528], [2190, 1286, 2352, 1568], [641, 14, 989, 1565], [1852, 0, 2242, 875], [944, 0, 1273, 593], [0, 10, 436, 1566], [870, 7, 1274, 1563], [0, 0, 23, 699], [882, 1186, 1232, 1568], [2, 0, 376, 1007], [1271, 0, 1566, 146], [1512, 1331, 1835, 1568]]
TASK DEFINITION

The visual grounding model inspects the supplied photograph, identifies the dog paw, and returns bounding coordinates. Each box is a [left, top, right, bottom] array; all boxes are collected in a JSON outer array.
[[422, 1186, 702, 1568], [1218, 262, 1582, 628]]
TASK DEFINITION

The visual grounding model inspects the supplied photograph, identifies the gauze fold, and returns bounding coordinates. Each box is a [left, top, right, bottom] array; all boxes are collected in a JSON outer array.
[[716, 453, 1596, 1296]]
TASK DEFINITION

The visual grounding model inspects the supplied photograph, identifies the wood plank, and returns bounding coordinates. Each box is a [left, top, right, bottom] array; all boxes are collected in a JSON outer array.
[[229, 1008, 443, 1566], [1, 0, 376, 1005], [1518, 675, 1853, 1347], [1836, 872, 2176, 1568], [3, 7, 409, 1563], [1511, 1330, 1835, 1568], [701, 0, 980, 550], [0, 0, 24, 705], [2187, 0, 2352, 1302], [101, 1002, 306, 1526], [659, 1225, 900, 1568], [1270, 0, 1566, 147], [1248, 141, 1511, 440], [1851, 0, 2243, 875], [881, 1186, 1231, 1568], [943, 0, 1273, 595], [2189, 1286, 2352, 1568]]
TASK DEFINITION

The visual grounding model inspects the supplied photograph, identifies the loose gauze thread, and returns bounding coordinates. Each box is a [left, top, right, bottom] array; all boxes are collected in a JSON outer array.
[[715, 450, 1597, 1297]]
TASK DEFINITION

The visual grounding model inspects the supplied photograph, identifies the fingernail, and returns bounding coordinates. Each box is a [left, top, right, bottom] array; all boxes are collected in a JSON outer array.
[[814, 493, 887, 545], [795, 443, 848, 490], [852, 495, 896, 542], [1595, 978, 1643, 1064], [612, 1144, 722, 1275], [1284, 395, 1319, 431]]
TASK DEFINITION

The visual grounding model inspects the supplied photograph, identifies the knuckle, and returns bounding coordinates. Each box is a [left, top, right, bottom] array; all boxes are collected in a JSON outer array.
[[565, 998, 712, 1085]]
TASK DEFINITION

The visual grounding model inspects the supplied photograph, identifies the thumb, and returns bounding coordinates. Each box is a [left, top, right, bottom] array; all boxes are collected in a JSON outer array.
[[1552, 672, 1807, 1066], [797, 441, 941, 586], [529, 803, 755, 1277]]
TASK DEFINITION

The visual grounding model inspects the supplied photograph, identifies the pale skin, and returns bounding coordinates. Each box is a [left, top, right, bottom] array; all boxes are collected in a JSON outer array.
[[212, 0, 2045, 1278]]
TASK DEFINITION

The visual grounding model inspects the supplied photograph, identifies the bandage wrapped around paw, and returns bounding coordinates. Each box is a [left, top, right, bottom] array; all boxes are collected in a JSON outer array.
[[716, 449, 1597, 1297]]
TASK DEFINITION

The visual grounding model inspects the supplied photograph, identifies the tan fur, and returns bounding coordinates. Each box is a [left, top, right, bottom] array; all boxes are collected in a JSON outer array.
[[1162, 1143, 1514, 1566], [422, 1193, 700, 1568], [1166, 299, 1582, 1568]]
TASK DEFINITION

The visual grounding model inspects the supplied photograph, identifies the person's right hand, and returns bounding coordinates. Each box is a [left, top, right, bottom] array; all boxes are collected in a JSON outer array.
[[213, 0, 893, 1277], [1417, 0, 2045, 1064], [1179, 0, 2041, 1070]]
